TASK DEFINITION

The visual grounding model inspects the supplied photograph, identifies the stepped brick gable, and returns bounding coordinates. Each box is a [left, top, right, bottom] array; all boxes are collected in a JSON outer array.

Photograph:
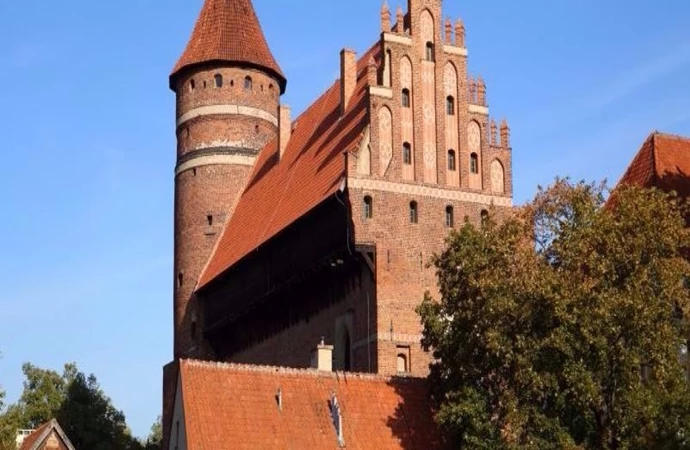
[[163, 0, 515, 445]]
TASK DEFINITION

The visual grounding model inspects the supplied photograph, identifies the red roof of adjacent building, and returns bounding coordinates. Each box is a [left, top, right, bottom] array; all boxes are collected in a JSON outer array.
[[19, 419, 75, 450], [617, 132, 690, 196], [197, 44, 378, 289], [171, 0, 286, 92], [177, 359, 444, 449]]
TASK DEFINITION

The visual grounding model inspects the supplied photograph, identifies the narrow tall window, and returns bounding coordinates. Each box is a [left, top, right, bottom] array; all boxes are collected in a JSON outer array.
[[446, 206, 454, 228], [401, 88, 411, 108], [189, 79, 196, 91], [363, 196, 373, 219], [448, 150, 456, 171], [214, 74, 223, 88], [409, 201, 418, 224], [403, 142, 412, 165], [244, 76, 253, 90], [207, 215, 213, 226], [446, 96, 455, 115], [397, 346, 410, 373], [425, 42, 434, 62], [470, 153, 479, 174]]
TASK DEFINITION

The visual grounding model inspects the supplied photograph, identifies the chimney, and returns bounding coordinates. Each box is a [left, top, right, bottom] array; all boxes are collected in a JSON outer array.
[[279, 104, 291, 158], [311, 337, 334, 372], [340, 49, 357, 116]]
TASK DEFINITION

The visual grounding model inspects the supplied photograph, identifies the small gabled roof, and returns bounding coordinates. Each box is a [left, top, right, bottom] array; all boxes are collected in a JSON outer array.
[[197, 44, 379, 289], [19, 419, 75, 450], [171, 0, 286, 92], [617, 131, 690, 196], [177, 359, 444, 449]]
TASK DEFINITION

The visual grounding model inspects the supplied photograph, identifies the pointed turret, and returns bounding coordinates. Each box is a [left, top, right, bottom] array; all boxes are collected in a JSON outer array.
[[170, 0, 286, 92]]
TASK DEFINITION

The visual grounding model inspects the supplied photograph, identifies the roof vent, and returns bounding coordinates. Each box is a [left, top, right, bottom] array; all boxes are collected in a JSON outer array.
[[275, 388, 283, 411], [329, 392, 345, 447]]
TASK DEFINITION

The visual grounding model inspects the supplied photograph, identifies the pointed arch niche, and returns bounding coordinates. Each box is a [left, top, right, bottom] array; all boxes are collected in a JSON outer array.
[[490, 159, 505, 194], [378, 106, 393, 177], [399, 56, 415, 181], [444, 63, 459, 187], [467, 121, 482, 190]]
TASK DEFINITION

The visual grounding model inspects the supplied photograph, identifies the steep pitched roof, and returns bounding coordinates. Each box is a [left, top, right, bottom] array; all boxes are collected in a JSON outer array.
[[617, 132, 690, 196], [178, 359, 444, 449], [19, 419, 75, 450], [197, 44, 378, 289], [171, 0, 286, 92]]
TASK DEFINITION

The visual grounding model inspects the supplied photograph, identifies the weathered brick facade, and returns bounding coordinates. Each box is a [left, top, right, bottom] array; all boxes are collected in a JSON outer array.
[[164, 0, 514, 445]]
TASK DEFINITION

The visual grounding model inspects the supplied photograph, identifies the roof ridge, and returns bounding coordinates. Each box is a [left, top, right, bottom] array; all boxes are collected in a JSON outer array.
[[180, 358, 425, 382], [654, 130, 690, 143]]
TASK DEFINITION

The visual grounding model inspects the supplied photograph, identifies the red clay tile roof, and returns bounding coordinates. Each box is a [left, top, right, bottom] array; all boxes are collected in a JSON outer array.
[[171, 0, 286, 92], [197, 44, 378, 289], [19, 419, 75, 450], [178, 359, 444, 449], [617, 132, 690, 196]]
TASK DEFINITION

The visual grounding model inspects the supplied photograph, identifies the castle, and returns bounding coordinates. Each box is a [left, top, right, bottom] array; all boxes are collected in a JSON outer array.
[[163, 0, 514, 444]]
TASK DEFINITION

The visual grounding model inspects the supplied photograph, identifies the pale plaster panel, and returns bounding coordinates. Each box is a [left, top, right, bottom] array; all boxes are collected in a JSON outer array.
[[177, 104, 278, 127]]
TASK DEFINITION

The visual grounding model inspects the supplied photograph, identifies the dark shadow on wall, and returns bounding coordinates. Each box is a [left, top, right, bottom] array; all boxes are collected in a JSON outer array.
[[385, 377, 447, 450]]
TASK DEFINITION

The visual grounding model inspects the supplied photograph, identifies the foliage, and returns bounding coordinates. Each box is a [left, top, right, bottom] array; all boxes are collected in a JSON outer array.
[[418, 179, 690, 449], [0, 363, 149, 450], [146, 416, 162, 447]]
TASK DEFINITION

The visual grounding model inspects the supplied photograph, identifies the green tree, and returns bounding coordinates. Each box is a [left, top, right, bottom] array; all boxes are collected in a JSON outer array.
[[418, 179, 690, 449], [146, 415, 162, 448]]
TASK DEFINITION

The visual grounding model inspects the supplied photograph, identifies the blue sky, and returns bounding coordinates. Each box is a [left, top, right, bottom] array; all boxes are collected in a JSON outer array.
[[0, 0, 689, 439]]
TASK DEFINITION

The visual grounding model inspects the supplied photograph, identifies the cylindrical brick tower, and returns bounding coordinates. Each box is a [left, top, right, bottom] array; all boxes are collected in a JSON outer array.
[[170, 0, 286, 359]]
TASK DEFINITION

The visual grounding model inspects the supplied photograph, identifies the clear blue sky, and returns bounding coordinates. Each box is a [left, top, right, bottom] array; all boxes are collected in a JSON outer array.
[[0, 0, 689, 439]]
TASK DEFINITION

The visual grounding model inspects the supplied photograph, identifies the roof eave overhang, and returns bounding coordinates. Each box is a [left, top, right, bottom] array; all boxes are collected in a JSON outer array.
[[169, 60, 287, 94]]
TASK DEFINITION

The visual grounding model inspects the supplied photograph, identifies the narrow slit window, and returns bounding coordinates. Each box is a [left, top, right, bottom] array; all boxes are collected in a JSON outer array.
[[244, 76, 253, 90], [425, 42, 434, 62], [470, 153, 479, 174], [363, 196, 373, 219], [409, 201, 418, 224], [214, 74, 223, 88], [403, 142, 412, 165], [481, 209, 489, 225], [446, 206, 454, 228], [177, 272, 184, 288], [448, 150, 456, 171], [189, 79, 196, 91], [207, 215, 213, 226], [446, 96, 455, 115], [401, 88, 411, 108]]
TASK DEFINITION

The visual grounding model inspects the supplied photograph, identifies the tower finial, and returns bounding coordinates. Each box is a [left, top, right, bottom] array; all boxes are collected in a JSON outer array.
[[367, 55, 378, 85], [445, 17, 453, 43], [500, 119, 511, 148], [477, 76, 486, 106], [490, 119, 498, 146], [455, 18, 465, 47], [381, 1, 391, 33], [395, 6, 405, 34]]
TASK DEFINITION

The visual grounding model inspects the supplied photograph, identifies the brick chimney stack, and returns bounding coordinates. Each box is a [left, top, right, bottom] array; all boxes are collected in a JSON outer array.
[[340, 49, 357, 115], [279, 104, 292, 158]]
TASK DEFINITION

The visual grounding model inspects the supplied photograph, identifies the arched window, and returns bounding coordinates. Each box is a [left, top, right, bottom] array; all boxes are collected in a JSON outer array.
[[470, 153, 479, 174], [189, 79, 196, 91], [401, 88, 411, 108], [409, 201, 418, 224], [481, 209, 489, 225], [363, 196, 373, 219], [244, 76, 253, 90], [448, 150, 456, 171], [446, 96, 455, 115], [397, 353, 409, 373], [403, 142, 412, 165], [269, 83, 274, 94], [214, 74, 223, 88], [446, 206, 454, 228], [425, 42, 434, 62]]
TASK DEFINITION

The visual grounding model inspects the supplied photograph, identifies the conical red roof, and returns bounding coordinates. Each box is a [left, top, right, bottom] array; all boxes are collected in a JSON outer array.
[[171, 0, 286, 92]]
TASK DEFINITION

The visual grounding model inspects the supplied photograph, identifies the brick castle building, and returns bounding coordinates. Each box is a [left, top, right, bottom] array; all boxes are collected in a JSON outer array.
[[163, 0, 514, 444]]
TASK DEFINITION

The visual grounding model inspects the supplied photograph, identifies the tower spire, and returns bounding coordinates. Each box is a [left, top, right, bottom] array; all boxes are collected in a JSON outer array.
[[170, 0, 286, 92]]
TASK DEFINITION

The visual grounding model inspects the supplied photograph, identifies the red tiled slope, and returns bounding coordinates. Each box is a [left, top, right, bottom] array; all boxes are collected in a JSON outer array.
[[171, 0, 286, 91], [179, 359, 444, 450], [618, 132, 690, 194], [197, 45, 378, 289], [18, 421, 52, 450]]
